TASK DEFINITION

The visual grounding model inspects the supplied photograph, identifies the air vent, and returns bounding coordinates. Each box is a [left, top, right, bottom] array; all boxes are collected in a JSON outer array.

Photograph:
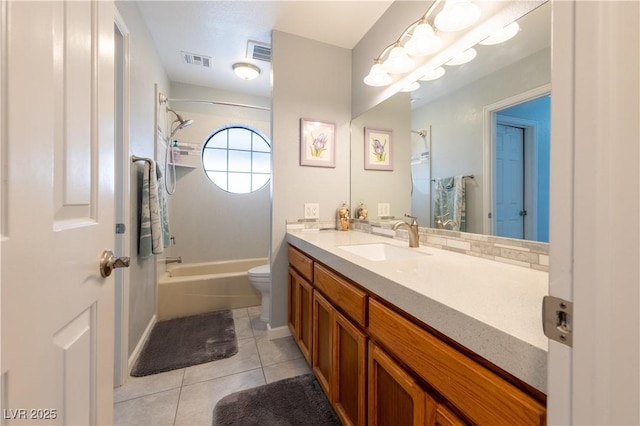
[[246, 40, 271, 63], [181, 51, 212, 68]]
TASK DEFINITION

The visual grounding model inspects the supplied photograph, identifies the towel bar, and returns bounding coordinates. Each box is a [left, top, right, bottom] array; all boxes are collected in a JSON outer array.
[[431, 175, 474, 182], [131, 155, 153, 164]]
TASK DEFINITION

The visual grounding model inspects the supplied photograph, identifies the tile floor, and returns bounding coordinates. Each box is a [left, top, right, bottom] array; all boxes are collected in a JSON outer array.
[[114, 306, 311, 426]]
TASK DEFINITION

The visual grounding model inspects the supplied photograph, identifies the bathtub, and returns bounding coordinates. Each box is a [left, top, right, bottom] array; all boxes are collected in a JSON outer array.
[[157, 258, 267, 320]]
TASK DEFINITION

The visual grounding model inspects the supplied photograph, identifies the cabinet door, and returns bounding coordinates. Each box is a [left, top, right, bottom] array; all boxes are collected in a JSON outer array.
[[287, 267, 313, 364], [287, 267, 298, 338], [298, 276, 313, 365], [313, 291, 333, 397], [332, 310, 367, 426], [426, 395, 467, 426], [368, 342, 426, 426]]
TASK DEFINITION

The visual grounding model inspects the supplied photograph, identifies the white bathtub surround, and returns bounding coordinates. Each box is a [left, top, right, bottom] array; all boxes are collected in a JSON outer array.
[[157, 258, 266, 320], [286, 229, 548, 393]]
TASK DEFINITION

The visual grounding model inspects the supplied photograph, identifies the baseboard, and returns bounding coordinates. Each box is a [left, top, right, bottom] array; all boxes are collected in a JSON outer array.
[[266, 324, 291, 340], [127, 314, 156, 373]]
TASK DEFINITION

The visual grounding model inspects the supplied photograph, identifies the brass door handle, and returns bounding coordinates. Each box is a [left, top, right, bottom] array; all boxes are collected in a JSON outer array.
[[100, 249, 130, 278]]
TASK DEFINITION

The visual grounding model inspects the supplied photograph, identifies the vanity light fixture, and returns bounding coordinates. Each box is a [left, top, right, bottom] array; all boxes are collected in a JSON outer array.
[[445, 47, 477, 66], [434, 0, 481, 32], [404, 20, 442, 57], [232, 62, 260, 80], [383, 44, 415, 74], [363, 61, 394, 87], [363, 0, 517, 88], [419, 66, 446, 81], [479, 21, 520, 45], [400, 81, 421, 92]]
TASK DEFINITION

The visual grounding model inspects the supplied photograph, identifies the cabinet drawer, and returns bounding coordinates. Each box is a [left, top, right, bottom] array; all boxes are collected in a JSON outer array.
[[314, 264, 367, 327], [288, 246, 314, 282], [368, 299, 546, 426]]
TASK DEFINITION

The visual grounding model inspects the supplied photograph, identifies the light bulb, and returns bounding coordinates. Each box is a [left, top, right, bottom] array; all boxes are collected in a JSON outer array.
[[382, 45, 415, 74], [233, 63, 260, 80], [445, 48, 477, 66], [405, 23, 442, 57], [400, 81, 421, 92], [419, 67, 446, 81], [363, 63, 393, 87], [434, 0, 480, 32]]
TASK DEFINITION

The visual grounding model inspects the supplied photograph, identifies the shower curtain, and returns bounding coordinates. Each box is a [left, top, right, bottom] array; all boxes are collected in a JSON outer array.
[[433, 176, 466, 231]]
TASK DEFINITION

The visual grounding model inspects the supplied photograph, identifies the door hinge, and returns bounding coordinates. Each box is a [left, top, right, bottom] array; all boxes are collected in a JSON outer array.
[[115, 223, 126, 234], [542, 295, 573, 347]]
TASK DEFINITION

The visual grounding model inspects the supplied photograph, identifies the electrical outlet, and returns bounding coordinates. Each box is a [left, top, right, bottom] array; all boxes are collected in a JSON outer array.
[[378, 203, 390, 217], [304, 203, 320, 219]]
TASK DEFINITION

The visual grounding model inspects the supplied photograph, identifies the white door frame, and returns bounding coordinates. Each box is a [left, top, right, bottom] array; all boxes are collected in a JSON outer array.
[[482, 84, 550, 236], [549, 1, 640, 424], [114, 8, 131, 388]]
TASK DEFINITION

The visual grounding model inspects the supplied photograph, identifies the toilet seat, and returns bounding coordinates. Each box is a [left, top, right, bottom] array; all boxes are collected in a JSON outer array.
[[248, 264, 270, 278]]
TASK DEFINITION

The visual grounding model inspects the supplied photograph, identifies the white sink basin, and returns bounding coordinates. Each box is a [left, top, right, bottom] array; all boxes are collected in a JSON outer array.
[[337, 243, 428, 261]]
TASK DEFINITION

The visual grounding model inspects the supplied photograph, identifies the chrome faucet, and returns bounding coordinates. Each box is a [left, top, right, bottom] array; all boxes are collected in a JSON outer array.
[[392, 214, 420, 248], [165, 256, 182, 264]]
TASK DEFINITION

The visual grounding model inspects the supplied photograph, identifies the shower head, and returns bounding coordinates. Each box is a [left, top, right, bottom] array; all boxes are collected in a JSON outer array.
[[167, 107, 194, 138], [167, 108, 193, 127]]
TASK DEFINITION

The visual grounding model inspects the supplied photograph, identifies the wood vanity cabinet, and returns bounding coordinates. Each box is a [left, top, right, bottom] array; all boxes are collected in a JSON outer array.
[[368, 340, 466, 426], [368, 298, 546, 425], [313, 263, 368, 426], [287, 244, 546, 426], [287, 247, 313, 364]]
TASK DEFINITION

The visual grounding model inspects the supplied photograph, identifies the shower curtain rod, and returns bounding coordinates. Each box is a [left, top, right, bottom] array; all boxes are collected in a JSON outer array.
[[411, 129, 429, 137], [166, 98, 271, 112]]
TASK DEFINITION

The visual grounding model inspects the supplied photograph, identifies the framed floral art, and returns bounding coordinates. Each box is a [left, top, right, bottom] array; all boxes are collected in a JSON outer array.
[[364, 127, 393, 171], [300, 118, 336, 168]]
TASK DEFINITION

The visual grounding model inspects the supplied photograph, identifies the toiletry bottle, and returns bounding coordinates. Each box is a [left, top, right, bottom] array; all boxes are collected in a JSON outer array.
[[172, 140, 181, 164], [337, 202, 349, 231]]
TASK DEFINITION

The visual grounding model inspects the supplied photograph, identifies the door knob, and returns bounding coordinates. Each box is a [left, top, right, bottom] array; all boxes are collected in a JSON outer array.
[[100, 249, 131, 278]]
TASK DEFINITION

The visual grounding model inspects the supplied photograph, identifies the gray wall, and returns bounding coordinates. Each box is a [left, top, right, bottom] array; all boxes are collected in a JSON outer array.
[[271, 31, 352, 329], [411, 48, 550, 234], [351, 92, 412, 219], [165, 82, 271, 263], [115, 1, 170, 357]]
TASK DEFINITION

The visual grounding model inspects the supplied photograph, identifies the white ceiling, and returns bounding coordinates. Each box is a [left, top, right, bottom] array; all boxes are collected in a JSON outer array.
[[136, 1, 394, 98]]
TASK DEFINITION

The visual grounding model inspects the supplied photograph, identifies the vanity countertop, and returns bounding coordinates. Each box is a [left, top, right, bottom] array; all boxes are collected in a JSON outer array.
[[286, 229, 548, 393]]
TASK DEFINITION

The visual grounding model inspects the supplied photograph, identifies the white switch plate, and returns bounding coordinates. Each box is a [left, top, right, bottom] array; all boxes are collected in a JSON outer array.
[[304, 203, 320, 219], [378, 203, 390, 217]]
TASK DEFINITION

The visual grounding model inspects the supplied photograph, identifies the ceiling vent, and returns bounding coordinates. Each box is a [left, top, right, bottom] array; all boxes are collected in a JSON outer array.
[[246, 40, 271, 63], [181, 51, 212, 68]]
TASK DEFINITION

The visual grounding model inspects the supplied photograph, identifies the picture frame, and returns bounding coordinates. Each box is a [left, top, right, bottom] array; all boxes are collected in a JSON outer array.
[[364, 127, 393, 171], [300, 118, 336, 168]]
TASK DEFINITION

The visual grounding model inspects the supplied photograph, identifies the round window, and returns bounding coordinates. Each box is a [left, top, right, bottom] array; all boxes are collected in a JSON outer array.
[[202, 125, 271, 194]]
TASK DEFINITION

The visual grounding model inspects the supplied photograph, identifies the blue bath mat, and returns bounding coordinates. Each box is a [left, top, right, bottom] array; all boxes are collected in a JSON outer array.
[[131, 309, 238, 377]]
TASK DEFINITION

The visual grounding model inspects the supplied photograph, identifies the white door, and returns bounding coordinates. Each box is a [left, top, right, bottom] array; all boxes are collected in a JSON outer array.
[[495, 123, 525, 238], [2, 1, 116, 424], [549, 1, 639, 425]]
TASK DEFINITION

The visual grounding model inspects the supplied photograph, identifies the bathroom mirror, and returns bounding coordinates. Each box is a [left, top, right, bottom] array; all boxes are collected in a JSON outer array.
[[350, 1, 550, 242]]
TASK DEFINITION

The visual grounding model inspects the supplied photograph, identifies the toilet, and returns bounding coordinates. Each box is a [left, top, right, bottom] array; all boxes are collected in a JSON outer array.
[[248, 264, 271, 322]]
